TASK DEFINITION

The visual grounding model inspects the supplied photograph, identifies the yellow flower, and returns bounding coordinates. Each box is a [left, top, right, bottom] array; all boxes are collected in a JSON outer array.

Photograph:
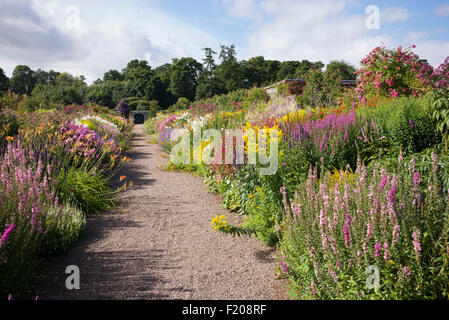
[[211, 214, 230, 232]]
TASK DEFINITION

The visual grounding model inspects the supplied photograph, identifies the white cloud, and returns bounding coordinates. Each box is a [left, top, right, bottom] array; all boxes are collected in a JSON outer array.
[[410, 41, 449, 67], [381, 7, 411, 23], [0, 0, 220, 83], [231, 0, 447, 69], [222, 0, 260, 20], [435, 4, 449, 16], [244, 0, 393, 67]]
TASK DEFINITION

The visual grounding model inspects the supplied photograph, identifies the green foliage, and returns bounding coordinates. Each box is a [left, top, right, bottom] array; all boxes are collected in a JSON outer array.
[[276, 60, 324, 81], [0, 67, 9, 92], [39, 205, 86, 256], [373, 96, 441, 154], [170, 57, 203, 101], [427, 89, 449, 136], [246, 87, 270, 103], [297, 69, 342, 108], [56, 167, 115, 215], [10, 65, 36, 95], [168, 97, 191, 112], [18, 95, 41, 112], [325, 60, 356, 80], [124, 61, 162, 101], [0, 108, 19, 140], [32, 83, 85, 107]]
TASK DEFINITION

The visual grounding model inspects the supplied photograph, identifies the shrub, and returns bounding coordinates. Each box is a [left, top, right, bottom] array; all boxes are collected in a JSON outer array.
[[280, 155, 449, 299], [39, 205, 85, 256], [246, 87, 270, 103], [355, 45, 437, 100], [168, 97, 190, 111], [297, 69, 342, 108], [373, 96, 440, 154], [427, 89, 449, 138]]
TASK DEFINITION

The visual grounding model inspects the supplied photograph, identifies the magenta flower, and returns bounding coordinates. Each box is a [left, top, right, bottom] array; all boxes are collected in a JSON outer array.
[[374, 241, 382, 258], [379, 175, 387, 192], [1, 224, 15, 245], [413, 171, 421, 185], [402, 266, 412, 279], [366, 222, 373, 239], [392, 224, 400, 244], [343, 223, 351, 247], [412, 230, 422, 256], [383, 242, 390, 260]]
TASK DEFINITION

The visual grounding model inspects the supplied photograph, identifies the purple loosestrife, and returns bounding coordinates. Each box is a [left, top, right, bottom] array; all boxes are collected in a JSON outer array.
[[383, 242, 391, 261], [1, 224, 15, 245], [412, 230, 422, 257], [392, 224, 400, 245], [413, 171, 421, 186], [374, 241, 382, 258], [401, 266, 412, 280]]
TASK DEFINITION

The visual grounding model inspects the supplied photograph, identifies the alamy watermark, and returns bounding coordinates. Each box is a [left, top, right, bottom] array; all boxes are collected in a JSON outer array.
[[167, 126, 279, 175], [65, 265, 80, 290], [65, 5, 81, 31], [365, 5, 380, 30], [365, 264, 380, 290]]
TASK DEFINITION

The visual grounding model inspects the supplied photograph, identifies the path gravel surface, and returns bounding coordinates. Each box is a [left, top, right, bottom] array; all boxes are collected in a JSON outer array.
[[33, 125, 287, 300]]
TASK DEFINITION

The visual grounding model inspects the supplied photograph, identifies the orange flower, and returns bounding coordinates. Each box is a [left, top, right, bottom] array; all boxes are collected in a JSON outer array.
[[120, 175, 127, 181], [5, 136, 14, 142]]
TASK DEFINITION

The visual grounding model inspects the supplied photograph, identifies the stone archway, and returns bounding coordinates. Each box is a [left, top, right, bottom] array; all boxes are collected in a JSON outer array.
[[133, 113, 145, 124]]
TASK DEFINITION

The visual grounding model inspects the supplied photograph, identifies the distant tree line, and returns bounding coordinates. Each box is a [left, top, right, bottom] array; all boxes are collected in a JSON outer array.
[[0, 45, 356, 110]]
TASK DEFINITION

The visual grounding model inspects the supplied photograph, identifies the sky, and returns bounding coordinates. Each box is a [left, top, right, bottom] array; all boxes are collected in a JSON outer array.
[[0, 0, 448, 83]]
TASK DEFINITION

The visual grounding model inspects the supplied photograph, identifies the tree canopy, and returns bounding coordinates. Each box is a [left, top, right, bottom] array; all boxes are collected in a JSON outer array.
[[1, 44, 355, 110]]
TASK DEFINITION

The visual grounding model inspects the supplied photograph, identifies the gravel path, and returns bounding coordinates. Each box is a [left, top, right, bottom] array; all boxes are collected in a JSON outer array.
[[33, 125, 287, 300]]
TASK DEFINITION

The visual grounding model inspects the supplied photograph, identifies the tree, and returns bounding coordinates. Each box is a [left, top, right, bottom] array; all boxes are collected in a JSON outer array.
[[216, 44, 244, 92], [154, 63, 175, 109], [84, 84, 114, 107], [56, 72, 85, 87], [103, 69, 123, 82], [31, 83, 84, 107], [195, 75, 226, 100], [10, 65, 35, 95], [276, 60, 324, 81], [325, 60, 356, 80], [169, 57, 203, 101], [242, 56, 268, 87], [34, 69, 59, 85], [263, 60, 282, 84], [0, 67, 9, 92], [202, 48, 217, 73], [123, 60, 161, 101], [294, 60, 324, 78], [219, 44, 237, 64]]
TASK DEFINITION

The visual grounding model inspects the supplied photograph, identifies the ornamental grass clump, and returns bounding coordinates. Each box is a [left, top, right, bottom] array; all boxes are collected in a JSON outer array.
[[281, 154, 449, 299]]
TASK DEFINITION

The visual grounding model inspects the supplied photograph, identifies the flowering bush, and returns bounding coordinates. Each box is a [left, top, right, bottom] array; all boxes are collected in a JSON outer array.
[[116, 99, 130, 118], [280, 154, 449, 299], [355, 45, 442, 100]]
